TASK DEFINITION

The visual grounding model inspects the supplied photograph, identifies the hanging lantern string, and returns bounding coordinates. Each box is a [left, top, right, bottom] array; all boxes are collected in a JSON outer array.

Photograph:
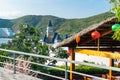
[[76, 42, 79, 47], [77, 43, 78, 47]]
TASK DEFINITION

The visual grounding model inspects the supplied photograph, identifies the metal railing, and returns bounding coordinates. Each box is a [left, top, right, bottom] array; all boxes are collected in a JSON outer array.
[[0, 48, 120, 80]]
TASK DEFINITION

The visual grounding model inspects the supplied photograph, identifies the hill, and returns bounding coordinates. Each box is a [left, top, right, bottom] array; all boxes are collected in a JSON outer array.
[[0, 12, 115, 37], [57, 12, 114, 35], [0, 19, 12, 28], [11, 15, 66, 34]]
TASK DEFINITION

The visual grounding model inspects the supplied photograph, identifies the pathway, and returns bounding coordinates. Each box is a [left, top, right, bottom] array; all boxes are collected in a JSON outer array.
[[0, 67, 42, 80]]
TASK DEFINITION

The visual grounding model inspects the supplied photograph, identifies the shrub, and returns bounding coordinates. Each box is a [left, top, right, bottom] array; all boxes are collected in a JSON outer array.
[[75, 65, 108, 74]]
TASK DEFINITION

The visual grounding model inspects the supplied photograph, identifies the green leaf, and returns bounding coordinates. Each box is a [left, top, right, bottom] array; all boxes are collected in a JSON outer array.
[[112, 27, 120, 41]]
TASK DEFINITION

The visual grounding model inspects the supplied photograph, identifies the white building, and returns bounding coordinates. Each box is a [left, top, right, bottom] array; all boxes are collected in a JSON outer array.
[[43, 20, 62, 45]]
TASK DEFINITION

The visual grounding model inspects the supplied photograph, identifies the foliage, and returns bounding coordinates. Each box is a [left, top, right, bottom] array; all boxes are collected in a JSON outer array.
[[47, 68, 64, 76], [41, 65, 108, 80], [0, 51, 9, 66], [11, 15, 65, 35], [109, 0, 120, 41], [112, 27, 120, 41], [47, 47, 68, 65], [53, 48, 68, 59], [0, 24, 69, 68], [75, 65, 108, 74], [57, 12, 114, 35], [109, 0, 120, 21], [1, 24, 49, 64]]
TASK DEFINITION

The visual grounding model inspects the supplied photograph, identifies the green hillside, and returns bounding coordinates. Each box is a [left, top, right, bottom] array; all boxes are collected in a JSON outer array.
[[0, 12, 115, 36], [57, 12, 114, 35], [11, 15, 66, 34]]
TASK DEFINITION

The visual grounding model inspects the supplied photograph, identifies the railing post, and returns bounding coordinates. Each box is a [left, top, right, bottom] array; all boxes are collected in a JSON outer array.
[[65, 60, 68, 80], [13, 53, 16, 74]]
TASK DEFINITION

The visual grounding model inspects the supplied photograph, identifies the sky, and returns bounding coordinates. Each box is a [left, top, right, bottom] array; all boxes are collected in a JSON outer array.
[[0, 0, 112, 19]]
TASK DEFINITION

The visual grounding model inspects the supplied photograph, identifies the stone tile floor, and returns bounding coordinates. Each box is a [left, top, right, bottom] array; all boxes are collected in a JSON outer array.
[[0, 67, 42, 80]]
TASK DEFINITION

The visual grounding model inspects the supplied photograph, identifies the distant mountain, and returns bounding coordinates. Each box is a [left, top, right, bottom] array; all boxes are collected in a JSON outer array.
[[0, 12, 115, 37], [57, 12, 114, 35], [11, 15, 66, 34], [0, 19, 12, 28]]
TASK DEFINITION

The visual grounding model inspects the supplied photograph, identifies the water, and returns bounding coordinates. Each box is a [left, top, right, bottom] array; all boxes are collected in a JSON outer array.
[[0, 38, 12, 44]]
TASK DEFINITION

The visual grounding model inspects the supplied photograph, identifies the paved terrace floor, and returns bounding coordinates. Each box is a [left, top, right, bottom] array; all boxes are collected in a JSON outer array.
[[0, 67, 42, 80]]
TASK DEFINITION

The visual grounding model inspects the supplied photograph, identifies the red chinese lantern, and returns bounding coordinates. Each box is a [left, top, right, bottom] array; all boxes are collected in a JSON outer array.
[[67, 49, 72, 55], [91, 31, 100, 39], [76, 36, 80, 43]]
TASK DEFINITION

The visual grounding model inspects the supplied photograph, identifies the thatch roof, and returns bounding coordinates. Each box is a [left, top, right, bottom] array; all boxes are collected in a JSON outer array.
[[56, 17, 120, 50]]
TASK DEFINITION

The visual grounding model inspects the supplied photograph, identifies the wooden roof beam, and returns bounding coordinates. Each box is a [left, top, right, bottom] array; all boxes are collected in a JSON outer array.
[[80, 29, 112, 45]]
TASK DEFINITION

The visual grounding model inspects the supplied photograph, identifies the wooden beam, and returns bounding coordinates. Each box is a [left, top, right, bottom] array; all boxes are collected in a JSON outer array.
[[80, 29, 112, 45], [77, 47, 120, 51], [70, 48, 75, 80], [101, 24, 112, 27], [101, 29, 112, 37]]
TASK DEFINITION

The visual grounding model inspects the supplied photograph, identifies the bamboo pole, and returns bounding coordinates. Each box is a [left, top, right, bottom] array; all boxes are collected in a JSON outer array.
[[97, 38, 100, 51]]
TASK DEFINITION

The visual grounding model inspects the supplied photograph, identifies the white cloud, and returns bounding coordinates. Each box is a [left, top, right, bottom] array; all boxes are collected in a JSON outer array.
[[0, 0, 26, 19], [0, 10, 25, 19]]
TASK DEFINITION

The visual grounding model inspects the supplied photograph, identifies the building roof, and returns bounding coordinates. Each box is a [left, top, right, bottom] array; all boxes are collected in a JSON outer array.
[[56, 17, 120, 51], [48, 20, 52, 27]]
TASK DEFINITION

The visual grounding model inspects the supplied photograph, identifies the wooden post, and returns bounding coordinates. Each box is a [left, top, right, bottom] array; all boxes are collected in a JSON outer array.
[[109, 46, 114, 80], [109, 58, 114, 80], [70, 48, 75, 80]]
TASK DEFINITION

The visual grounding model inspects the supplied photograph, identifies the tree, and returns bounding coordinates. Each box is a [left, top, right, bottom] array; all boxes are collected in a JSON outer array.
[[112, 27, 120, 41], [1, 24, 68, 64], [109, 0, 120, 41], [47, 47, 69, 65], [109, 0, 120, 21], [1, 24, 49, 64]]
